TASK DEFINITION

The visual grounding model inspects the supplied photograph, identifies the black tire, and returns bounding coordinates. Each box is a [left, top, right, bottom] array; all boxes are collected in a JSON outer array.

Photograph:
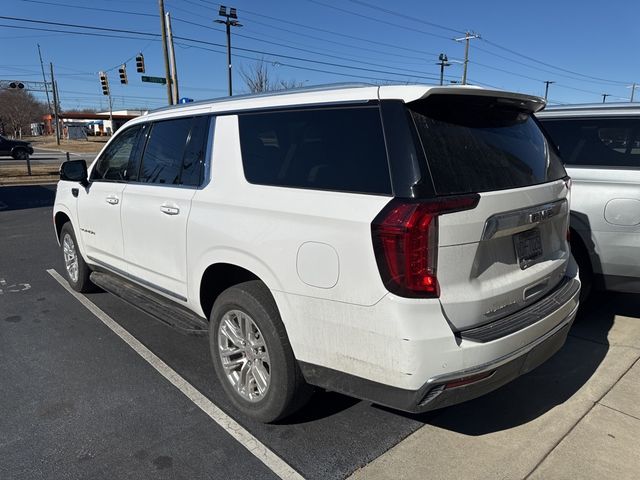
[[12, 148, 28, 160], [60, 222, 95, 293], [209, 280, 311, 423], [571, 237, 593, 306]]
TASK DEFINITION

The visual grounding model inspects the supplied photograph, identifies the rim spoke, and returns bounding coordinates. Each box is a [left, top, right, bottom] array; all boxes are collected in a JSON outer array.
[[218, 309, 271, 402], [238, 360, 251, 393], [251, 363, 269, 395], [222, 356, 246, 373], [220, 318, 244, 347]]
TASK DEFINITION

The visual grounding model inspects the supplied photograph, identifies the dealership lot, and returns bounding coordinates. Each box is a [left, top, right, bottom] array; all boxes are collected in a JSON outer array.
[[1, 184, 639, 480]]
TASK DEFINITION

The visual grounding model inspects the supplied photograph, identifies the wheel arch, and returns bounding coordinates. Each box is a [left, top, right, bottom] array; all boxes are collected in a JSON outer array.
[[54, 210, 72, 246], [198, 263, 262, 321]]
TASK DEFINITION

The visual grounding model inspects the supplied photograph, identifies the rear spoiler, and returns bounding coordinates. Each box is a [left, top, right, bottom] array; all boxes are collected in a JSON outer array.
[[379, 85, 546, 113], [421, 87, 546, 113]]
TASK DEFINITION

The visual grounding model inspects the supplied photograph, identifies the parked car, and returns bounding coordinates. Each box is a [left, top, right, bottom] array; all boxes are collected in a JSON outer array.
[[537, 104, 640, 300], [54, 84, 580, 422], [0, 135, 34, 159]]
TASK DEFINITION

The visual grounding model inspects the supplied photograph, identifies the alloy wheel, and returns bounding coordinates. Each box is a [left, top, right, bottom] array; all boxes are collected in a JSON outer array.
[[217, 309, 271, 402]]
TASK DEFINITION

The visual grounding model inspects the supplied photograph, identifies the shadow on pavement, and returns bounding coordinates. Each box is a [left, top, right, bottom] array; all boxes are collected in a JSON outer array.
[[374, 290, 637, 435], [0, 185, 56, 211]]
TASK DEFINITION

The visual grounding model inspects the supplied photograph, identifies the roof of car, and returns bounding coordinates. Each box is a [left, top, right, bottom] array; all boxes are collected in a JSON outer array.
[[131, 83, 545, 124], [537, 102, 640, 118]]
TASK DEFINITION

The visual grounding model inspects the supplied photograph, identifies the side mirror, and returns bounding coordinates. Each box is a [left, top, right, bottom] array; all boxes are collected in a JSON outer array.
[[60, 159, 89, 187]]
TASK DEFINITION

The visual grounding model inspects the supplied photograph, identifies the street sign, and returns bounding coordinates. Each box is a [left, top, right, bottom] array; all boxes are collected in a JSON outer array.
[[141, 75, 167, 85], [179, 97, 194, 104]]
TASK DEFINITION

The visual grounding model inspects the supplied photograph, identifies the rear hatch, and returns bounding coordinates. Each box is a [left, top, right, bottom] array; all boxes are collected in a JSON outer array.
[[407, 93, 570, 331]]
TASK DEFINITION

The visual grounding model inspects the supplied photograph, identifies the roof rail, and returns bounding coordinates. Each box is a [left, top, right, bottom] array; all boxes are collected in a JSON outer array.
[[150, 82, 373, 114]]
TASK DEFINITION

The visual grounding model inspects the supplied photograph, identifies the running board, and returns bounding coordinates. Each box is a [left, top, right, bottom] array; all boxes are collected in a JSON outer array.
[[90, 271, 208, 336]]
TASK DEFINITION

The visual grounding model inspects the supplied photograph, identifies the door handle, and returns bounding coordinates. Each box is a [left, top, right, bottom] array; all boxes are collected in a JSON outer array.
[[105, 195, 119, 205], [160, 205, 180, 215]]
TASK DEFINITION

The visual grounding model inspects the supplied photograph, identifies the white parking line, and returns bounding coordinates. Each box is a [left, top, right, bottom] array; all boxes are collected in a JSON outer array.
[[47, 268, 304, 480]]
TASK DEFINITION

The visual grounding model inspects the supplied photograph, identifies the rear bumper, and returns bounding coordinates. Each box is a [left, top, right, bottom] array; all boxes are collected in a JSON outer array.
[[299, 277, 579, 414]]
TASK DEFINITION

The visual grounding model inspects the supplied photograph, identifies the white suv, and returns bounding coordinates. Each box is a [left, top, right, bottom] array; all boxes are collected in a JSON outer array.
[[54, 84, 580, 422]]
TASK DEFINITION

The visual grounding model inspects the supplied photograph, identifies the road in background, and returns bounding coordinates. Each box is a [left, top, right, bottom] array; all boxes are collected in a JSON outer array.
[[0, 149, 94, 167]]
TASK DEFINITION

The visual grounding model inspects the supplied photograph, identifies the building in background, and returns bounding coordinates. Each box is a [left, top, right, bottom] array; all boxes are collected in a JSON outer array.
[[41, 110, 145, 137]]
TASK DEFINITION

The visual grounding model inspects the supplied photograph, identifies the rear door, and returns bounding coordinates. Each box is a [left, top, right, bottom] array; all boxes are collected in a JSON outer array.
[[407, 94, 570, 330], [541, 116, 640, 281], [120, 115, 210, 301]]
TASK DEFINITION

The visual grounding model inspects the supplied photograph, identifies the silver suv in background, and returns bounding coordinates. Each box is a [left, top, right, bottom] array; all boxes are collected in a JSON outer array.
[[537, 104, 640, 300]]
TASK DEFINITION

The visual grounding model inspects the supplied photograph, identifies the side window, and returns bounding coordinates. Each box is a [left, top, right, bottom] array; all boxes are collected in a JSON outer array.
[[542, 118, 639, 167], [137, 116, 208, 186], [181, 116, 210, 187], [238, 106, 392, 195], [91, 126, 141, 181]]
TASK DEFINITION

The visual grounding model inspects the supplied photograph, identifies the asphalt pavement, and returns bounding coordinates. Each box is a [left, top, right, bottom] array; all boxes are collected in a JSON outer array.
[[1, 184, 638, 480]]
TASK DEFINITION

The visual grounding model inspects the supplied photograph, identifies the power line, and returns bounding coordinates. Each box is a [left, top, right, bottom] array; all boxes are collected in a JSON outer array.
[[174, 41, 412, 84], [344, 0, 465, 34], [473, 43, 628, 87], [304, 0, 453, 40], [0, 18, 425, 85], [0, 15, 159, 37], [18, 0, 156, 18], [481, 38, 630, 86], [171, 17, 458, 80], [173, 35, 443, 82]]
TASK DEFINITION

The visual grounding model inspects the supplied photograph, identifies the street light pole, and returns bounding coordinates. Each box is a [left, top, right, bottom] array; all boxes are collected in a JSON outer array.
[[602, 93, 611, 103], [215, 6, 242, 97]]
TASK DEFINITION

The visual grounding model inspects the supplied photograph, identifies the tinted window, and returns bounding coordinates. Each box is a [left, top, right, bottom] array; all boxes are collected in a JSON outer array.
[[540, 118, 640, 167], [91, 126, 141, 181], [238, 106, 391, 195], [139, 118, 191, 184], [409, 95, 566, 195], [181, 116, 210, 186]]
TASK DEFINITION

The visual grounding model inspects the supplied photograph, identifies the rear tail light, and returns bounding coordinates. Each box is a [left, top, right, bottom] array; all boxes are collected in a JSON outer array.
[[371, 194, 480, 298]]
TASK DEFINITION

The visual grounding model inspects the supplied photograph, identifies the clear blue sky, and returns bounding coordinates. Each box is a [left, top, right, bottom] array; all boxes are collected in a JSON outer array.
[[2, 0, 638, 111]]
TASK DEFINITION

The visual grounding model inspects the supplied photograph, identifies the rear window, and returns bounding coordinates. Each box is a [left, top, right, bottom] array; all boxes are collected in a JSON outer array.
[[540, 117, 640, 168], [409, 95, 566, 195], [238, 106, 392, 195]]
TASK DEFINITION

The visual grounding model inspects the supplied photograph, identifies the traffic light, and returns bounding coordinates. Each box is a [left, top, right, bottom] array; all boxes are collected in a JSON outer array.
[[8, 82, 25, 89], [118, 64, 127, 84], [135, 53, 145, 73], [99, 71, 109, 96]]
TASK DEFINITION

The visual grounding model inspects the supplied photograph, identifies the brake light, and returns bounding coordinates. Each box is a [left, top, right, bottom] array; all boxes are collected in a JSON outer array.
[[371, 194, 480, 298]]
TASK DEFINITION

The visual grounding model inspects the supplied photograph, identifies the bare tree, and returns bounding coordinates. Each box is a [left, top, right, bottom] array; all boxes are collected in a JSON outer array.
[[0, 89, 46, 138], [239, 59, 306, 93]]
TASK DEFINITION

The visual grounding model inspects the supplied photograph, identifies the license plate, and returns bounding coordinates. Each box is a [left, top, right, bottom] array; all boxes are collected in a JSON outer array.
[[514, 228, 543, 270]]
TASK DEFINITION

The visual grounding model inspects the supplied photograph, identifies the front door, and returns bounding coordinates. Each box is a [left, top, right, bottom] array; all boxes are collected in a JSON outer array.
[[77, 125, 143, 273]]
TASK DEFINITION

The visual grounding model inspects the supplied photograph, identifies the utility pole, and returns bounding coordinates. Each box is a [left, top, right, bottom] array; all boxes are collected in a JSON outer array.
[[49, 62, 60, 145], [454, 31, 480, 85], [215, 6, 242, 96], [436, 53, 451, 86], [37, 44, 52, 114], [629, 82, 638, 102], [165, 12, 180, 103], [544, 80, 555, 100], [158, 0, 174, 104], [602, 93, 611, 103]]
